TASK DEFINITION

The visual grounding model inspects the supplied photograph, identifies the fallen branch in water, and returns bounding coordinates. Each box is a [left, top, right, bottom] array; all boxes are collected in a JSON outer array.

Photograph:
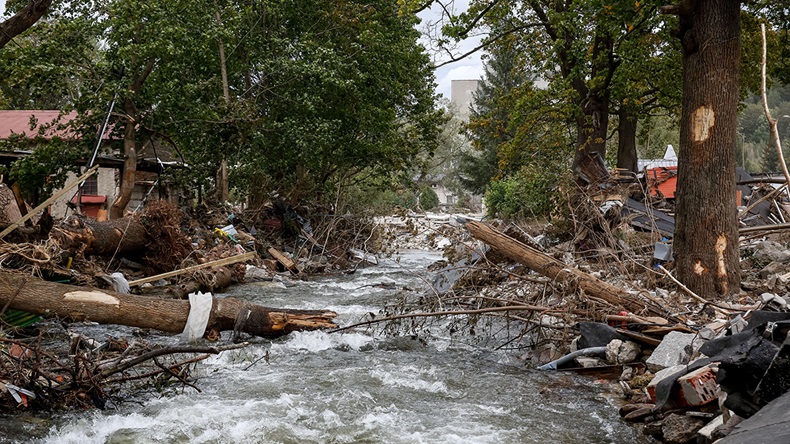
[[0, 270, 337, 339], [329, 304, 559, 334]]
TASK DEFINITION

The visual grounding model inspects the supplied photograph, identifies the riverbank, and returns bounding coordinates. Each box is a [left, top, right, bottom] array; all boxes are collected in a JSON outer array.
[[1, 250, 649, 443], [379, 212, 790, 444], [2, 201, 789, 443]]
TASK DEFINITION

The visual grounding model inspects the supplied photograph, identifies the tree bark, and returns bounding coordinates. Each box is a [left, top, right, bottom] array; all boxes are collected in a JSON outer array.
[[0, 0, 54, 49], [617, 107, 639, 173], [672, 0, 741, 299], [110, 99, 139, 219], [570, 31, 615, 184], [109, 58, 155, 219], [51, 215, 148, 256], [466, 221, 671, 318], [0, 271, 337, 338], [573, 95, 610, 179]]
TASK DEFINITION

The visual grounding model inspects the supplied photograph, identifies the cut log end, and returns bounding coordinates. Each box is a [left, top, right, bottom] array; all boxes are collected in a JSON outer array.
[[240, 306, 338, 338]]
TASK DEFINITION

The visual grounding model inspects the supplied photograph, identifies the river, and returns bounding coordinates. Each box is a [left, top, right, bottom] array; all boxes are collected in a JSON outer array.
[[1, 250, 650, 443]]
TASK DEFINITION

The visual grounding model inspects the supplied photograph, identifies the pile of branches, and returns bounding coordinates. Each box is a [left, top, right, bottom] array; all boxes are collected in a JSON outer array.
[[0, 322, 246, 412], [140, 199, 193, 272]]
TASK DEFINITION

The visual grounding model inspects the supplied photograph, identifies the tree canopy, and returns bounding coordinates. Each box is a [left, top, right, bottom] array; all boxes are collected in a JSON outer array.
[[0, 0, 443, 210]]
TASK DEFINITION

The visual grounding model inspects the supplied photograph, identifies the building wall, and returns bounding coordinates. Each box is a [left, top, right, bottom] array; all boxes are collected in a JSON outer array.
[[50, 167, 117, 219], [450, 80, 480, 121]]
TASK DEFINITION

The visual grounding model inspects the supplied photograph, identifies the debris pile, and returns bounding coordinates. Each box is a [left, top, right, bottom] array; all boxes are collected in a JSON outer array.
[[376, 191, 790, 443], [0, 198, 388, 411]]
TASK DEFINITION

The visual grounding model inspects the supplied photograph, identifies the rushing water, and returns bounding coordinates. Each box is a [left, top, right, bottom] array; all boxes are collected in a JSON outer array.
[[1, 250, 649, 444]]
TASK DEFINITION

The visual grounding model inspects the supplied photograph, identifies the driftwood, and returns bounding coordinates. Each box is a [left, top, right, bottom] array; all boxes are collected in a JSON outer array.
[[128, 252, 256, 287], [465, 221, 670, 318], [0, 270, 337, 338], [50, 215, 148, 256]]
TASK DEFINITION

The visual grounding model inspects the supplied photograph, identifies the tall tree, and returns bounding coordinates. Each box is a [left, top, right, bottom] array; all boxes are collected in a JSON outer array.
[[0, 0, 54, 50], [462, 33, 530, 193], [662, 0, 741, 298]]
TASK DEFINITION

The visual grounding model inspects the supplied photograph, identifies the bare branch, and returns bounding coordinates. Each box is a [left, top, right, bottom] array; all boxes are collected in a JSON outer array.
[[761, 23, 790, 187], [433, 23, 540, 69]]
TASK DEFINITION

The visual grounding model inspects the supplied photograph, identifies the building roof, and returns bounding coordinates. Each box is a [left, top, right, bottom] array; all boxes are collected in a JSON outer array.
[[0, 110, 82, 140], [638, 144, 679, 171]]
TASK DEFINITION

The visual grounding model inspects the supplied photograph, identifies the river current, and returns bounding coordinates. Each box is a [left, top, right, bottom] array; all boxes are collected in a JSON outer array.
[[1, 250, 649, 443]]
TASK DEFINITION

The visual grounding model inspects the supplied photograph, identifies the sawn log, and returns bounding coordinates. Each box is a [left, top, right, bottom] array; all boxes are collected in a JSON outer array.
[[0, 271, 337, 338], [466, 220, 668, 318], [50, 215, 149, 256]]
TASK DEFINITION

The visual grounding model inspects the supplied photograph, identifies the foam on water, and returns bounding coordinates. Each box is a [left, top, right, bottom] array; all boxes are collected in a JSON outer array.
[[270, 330, 374, 353]]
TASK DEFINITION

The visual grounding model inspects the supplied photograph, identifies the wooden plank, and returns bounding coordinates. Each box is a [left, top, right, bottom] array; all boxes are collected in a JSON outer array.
[[268, 247, 301, 273], [0, 165, 100, 240], [128, 251, 256, 287]]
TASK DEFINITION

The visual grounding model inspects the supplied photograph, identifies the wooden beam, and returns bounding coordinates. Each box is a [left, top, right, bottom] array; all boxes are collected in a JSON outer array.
[[0, 165, 99, 240], [128, 251, 256, 287]]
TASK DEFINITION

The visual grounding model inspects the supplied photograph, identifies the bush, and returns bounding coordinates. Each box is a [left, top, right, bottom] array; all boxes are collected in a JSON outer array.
[[485, 167, 566, 219], [419, 186, 439, 211]]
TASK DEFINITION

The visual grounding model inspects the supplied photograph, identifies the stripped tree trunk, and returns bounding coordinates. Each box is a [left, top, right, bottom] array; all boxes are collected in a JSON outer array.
[[466, 221, 669, 318], [0, 271, 337, 338]]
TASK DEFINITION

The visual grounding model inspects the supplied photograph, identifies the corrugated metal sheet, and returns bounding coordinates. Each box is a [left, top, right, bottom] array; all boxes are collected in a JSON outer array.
[[647, 166, 678, 199]]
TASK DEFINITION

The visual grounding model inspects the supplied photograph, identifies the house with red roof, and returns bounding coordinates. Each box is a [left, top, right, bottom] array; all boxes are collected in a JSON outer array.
[[0, 110, 182, 221]]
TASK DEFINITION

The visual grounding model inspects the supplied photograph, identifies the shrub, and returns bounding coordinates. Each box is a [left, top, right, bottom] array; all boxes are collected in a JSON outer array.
[[419, 186, 440, 211]]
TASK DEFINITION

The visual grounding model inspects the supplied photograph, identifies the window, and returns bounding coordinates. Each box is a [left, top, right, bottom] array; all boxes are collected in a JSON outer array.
[[82, 175, 98, 195]]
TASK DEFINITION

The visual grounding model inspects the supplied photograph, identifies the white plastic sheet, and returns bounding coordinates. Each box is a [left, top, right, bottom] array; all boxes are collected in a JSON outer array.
[[181, 291, 213, 342]]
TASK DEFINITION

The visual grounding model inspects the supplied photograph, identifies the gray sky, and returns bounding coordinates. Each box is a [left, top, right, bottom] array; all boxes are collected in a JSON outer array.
[[0, 0, 485, 100], [418, 0, 486, 100]]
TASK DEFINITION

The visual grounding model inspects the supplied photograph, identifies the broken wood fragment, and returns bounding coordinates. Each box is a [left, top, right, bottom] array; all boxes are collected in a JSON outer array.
[[0, 270, 336, 338], [268, 247, 301, 273]]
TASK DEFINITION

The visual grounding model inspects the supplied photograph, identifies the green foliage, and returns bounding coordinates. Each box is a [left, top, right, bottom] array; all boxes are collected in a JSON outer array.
[[637, 114, 680, 160], [462, 33, 530, 193], [0, 0, 442, 209], [1, 134, 86, 198], [419, 186, 439, 211], [484, 165, 568, 220], [339, 175, 419, 215]]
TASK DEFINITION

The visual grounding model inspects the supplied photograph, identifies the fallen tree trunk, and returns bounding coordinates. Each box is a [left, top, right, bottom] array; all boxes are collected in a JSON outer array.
[[50, 215, 149, 256], [466, 221, 670, 318], [0, 271, 336, 338]]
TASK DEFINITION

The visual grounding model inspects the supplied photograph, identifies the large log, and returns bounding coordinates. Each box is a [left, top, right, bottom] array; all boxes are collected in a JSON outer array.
[[50, 215, 149, 256], [0, 271, 337, 338], [466, 221, 667, 317]]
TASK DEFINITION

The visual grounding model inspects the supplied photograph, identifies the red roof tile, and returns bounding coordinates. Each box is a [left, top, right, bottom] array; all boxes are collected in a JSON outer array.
[[0, 110, 79, 140]]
